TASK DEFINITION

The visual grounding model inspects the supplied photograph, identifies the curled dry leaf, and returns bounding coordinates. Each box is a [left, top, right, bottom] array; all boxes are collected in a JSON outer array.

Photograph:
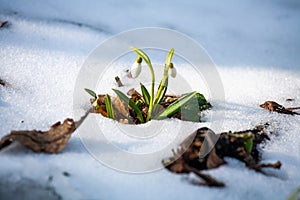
[[260, 101, 300, 115], [0, 118, 75, 153], [163, 125, 281, 187]]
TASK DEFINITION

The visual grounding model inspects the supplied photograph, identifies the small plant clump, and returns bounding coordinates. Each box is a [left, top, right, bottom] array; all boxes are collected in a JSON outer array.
[[85, 47, 211, 124]]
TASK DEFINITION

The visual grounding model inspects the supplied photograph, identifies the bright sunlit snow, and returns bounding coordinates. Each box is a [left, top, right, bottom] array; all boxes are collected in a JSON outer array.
[[0, 0, 300, 199]]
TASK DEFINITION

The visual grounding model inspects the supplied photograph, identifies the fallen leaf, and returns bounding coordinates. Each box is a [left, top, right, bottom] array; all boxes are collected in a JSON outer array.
[[206, 148, 226, 169], [0, 118, 75, 153], [113, 96, 129, 119], [163, 125, 281, 187], [260, 101, 300, 115]]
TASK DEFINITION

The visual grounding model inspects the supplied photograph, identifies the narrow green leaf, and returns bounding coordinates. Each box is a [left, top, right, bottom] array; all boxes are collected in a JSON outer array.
[[154, 77, 168, 105], [154, 48, 174, 105], [287, 187, 300, 200], [244, 135, 254, 154], [84, 88, 97, 99], [105, 94, 114, 119], [140, 83, 150, 107], [112, 89, 144, 123], [155, 91, 197, 120], [165, 48, 174, 66]]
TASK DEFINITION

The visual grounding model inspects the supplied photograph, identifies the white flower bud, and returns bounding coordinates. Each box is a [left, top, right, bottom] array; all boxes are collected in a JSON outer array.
[[168, 63, 176, 78], [130, 57, 142, 78], [92, 97, 98, 107]]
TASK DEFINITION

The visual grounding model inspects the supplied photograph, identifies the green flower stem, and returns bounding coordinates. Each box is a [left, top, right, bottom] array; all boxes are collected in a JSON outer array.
[[130, 47, 155, 122], [147, 62, 155, 122]]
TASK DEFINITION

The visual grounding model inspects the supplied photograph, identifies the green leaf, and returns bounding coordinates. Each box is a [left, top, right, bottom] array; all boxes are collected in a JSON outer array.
[[165, 48, 174, 66], [154, 48, 174, 105], [105, 94, 114, 119], [287, 186, 300, 200], [84, 88, 97, 99], [140, 83, 150, 107], [182, 92, 212, 113], [244, 135, 254, 154], [155, 91, 197, 120], [154, 77, 168, 105], [112, 89, 144, 123]]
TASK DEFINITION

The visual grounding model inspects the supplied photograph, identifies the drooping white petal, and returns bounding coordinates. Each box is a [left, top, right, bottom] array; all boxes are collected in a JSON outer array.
[[130, 62, 142, 78], [169, 66, 177, 78]]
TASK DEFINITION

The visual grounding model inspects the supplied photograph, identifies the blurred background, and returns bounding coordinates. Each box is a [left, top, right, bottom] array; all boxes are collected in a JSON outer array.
[[1, 0, 300, 70]]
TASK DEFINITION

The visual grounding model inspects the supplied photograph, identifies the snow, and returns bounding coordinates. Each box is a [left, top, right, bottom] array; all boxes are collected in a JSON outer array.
[[0, 0, 300, 199]]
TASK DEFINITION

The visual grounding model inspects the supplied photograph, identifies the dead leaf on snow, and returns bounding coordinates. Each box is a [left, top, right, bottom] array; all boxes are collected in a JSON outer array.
[[0, 119, 75, 153], [260, 101, 300, 115], [163, 125, 281, 187], [206, 148, 226, 169]]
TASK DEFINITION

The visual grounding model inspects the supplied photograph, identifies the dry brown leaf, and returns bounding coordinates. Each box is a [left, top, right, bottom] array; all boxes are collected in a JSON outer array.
[[0, 118, 75, 153], [113, 96, 129, 119], [206, 148, 226, 169], [260, 101, 300, 115], [163, 125, 281, 187], [93, 104, 108, 117], [96, 94, 106, 105]]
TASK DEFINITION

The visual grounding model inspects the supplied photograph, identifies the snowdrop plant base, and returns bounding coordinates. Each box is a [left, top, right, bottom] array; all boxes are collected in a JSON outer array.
[[85, 47, 211, 124]]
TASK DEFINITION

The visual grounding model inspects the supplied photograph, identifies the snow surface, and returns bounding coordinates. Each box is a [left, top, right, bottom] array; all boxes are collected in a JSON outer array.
[[0, 0, 300, 199]]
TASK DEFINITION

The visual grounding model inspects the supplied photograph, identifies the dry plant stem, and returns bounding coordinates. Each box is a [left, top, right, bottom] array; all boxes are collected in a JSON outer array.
[[185, 165, 225, 187], [75, 108, 92, 128], [115, 76, 123, 87], [286, 107, 300, 110]]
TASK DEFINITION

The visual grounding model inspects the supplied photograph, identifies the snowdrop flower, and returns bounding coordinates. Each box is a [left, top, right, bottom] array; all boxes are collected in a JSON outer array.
[[168, 62, 176, 78], [92, 97, 98, 107], [130, 56, 142, 78]]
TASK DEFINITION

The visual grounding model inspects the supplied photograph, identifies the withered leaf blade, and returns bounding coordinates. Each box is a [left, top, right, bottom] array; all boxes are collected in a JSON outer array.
[[206, 148, 226, 169], [0, 118, 76, 153], [113, 96, 129, 119], [260, 101, 300, 115]]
